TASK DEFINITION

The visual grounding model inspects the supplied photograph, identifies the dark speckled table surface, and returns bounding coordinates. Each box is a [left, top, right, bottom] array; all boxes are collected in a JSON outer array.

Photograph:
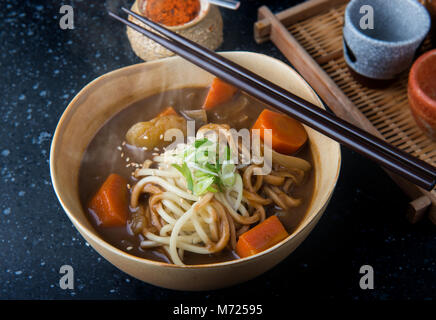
[[0, 0, 435, 301]]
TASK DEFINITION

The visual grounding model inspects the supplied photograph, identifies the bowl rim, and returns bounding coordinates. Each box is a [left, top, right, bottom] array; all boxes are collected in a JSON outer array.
[[409, 49, 436, 110], [50, 51, 342, 270]]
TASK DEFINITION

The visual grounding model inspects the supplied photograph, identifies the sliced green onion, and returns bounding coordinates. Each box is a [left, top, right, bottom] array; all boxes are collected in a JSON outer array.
[[194, 138, 209, 148], [172, 163, 193, 192], [171, 138, 239, 195], [194, 149, 209, 164], [220, 161, 236, 187], [188, 163, 219, 176], [225, 145, 231, 161], [193, 176, 216, 196], [204, 162, 219, 174]]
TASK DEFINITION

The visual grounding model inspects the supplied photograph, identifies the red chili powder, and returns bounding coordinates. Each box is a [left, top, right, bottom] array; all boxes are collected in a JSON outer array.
[[142, 0, 201, 27]]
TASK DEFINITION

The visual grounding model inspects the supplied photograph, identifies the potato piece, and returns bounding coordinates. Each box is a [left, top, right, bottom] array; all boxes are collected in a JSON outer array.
[[126, 114, 187, 148], [197, 123, 230, 136]]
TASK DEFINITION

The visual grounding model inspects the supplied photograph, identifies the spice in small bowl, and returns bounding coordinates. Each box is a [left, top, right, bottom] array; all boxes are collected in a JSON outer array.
[[127, 0, 223, 61], [408, 49, 436, 140]]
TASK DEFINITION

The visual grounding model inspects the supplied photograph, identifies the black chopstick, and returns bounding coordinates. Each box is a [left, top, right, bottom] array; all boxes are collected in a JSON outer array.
[[108, 10, 436, 190], [122, 7, 436, 181]]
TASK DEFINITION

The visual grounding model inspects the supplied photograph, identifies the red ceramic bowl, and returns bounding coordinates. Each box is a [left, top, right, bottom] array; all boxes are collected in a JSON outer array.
[[408, 49, 436, 140]]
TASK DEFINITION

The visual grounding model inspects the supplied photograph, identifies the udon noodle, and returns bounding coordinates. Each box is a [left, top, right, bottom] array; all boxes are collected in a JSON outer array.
[[129, 124, 310, 265]]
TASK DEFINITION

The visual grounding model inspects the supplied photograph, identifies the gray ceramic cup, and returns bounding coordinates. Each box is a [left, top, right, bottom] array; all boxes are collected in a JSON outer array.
[[343, 0, 431, 80]]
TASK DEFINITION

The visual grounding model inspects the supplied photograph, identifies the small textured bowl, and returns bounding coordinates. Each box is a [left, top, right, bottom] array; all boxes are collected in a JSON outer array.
[[344, 0, 431, 81], [127, 0, 223, 61], [408, 49, 436, 140], [50, 52, 341, 291]]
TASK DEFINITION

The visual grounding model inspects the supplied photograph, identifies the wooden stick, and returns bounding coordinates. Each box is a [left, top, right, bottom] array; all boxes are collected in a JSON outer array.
[[315, 49, 343, 65], [407, 196, 431, 224]]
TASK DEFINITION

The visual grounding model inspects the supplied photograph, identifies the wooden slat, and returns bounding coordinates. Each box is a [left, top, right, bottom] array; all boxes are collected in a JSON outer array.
[[407, 196, 432, 223]]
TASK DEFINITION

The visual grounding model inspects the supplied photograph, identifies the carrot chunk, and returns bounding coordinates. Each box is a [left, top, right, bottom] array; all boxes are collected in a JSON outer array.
[[157, 106, 177, 117], [252, 109, 308, 154], [203, 78, 238, 110], [88, 174, 129, 227], [236, 215, 289, 258]]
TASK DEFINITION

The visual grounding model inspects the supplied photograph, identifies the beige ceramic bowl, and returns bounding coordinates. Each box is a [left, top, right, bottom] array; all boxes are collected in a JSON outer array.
[[50, 52, 341, 291]]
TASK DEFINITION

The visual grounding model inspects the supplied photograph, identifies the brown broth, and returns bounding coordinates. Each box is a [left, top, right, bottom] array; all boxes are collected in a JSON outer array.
[[78, 87, 315, 265]]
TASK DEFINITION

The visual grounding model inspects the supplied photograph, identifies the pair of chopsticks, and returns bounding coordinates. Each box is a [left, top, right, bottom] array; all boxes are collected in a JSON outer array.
[[108, 8, 436, 191]]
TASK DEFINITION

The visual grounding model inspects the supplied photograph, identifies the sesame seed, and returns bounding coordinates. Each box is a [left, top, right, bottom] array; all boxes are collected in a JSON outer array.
[[121, 152, 124, 158], [142, 147, 148, 151], [143, 136, 148, 140], [160, 134, 163, 140], [125, 157, 130, 162], [126, 246, 133, 251], [154, 147, 159, 151], [117, 146, 122, 151], [122, 141, 126, 146]]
